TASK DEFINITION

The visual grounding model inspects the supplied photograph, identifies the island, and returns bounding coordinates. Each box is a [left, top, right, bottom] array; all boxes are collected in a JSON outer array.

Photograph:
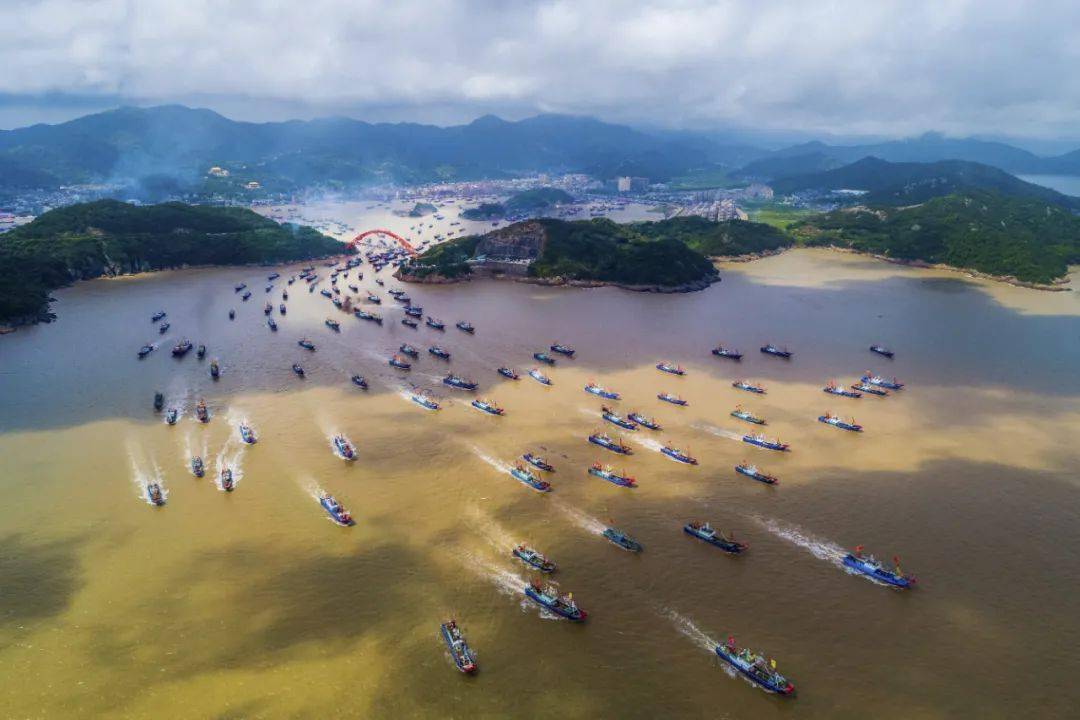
[[407, 202, 438, 217], [460, 187, 574, 220], [0, 199, 347, 326]]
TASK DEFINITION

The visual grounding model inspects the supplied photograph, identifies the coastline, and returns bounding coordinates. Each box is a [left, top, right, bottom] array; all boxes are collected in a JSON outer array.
[[395, 268, 720, 294]]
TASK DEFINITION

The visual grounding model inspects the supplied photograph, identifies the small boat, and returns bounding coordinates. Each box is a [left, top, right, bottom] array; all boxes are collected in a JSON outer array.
[[298, 339, 316, 351], [661, 444, 697, 465], [411, 393, 440, 411], [268, 273, 279, 281], [627, 412, 660, 430], [309, 285, 315, 293], [402, 318, 419, 328], [589, 463, 636, 488], [146, 483, 166, 506], [601, 406, 637, 430], [818, 412, 863, 432], [522, 453, 554, 472], [715, 639, 795, 695], [602, 526, 643, 552], [279, 303, 286, 315], [735, 463, 778, 485], [684, 522, 748, 553], [399, 343, 419, 358], [711, 345, 742, 360], [195, 399, 209, 423], [325, 319, 340, 331], [137, 344, 154, 358], [429, 346, 451, 360], [190, 456, 204, 478], [388, 355, 411, 370], [333, 435, 356, 460], [513, 545, 556, 572], [870, 345, 894, 358], [220, 467, 235, 492], [443, 374, 478, 390], [404, 306, 423, 317], [158, 322, 170, 334], [510, 463, 552, 492], [588, 433, 632, 455], [549, 343, 575, 357], [228, 309, 235, 320], [267, 317, 278, 331], [533, 351, 556, 365], [842, 547, 916, 588], [287, 277, 295, 285], [440, 620, 477, 674], [732, 380, 765, 394], [292, 363, 305, 377], [471, 398, 504, 415], [456, 321, 475, 334], [497, 367, 519, 380], [366, 294, 381, 304], [239, 423, 257, 444], [760, 344, 792, 359], [351, 374, 368, 389], [585, 383, 620, 400], [822, 381, 860, 398], [528, 368, 552, 386], [395, 294, 411, 303], [263, 302, 273, 315], [742, 433, 788, 451], [375, 279, 384, 286], [354, 309, 383, 324], [241, 291, 251, 301], [209, 360, 220, 379], [265, 285, 273, 293], [426, 317, 445, 330], [154, 392, 164, 411], [657, 392, 688, 406], [852, 382, 888, 397], [524, 580, 586, 621], [656, 362, 685, 375], [165, 408, 178, 425], [151, 311, 166, 322], [730, 406, 766, 425], [860, 373, 904, 390], [234, 283, 247, 293], [348, 285, 359, 293], [196, 345, 206, 359], [320, 289, 332, 298]]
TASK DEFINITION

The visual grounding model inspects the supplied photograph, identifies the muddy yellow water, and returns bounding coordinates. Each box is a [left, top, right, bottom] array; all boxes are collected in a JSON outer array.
[[1, 248, 1078, 719]]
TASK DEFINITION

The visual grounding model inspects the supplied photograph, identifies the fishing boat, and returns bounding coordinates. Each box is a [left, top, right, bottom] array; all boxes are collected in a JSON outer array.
[[388, 354, 411, 370], [354, 309, 383, 324], [760, 344, 793, 359], [588, 432, 632, 455], [550, 343, 575, 357], [268, 273, 279, 281], [151, 311, 166, 322], [333, 435, 356, 460], [627, 412, 660, 430], [220, 468, 235, 492], [657, 392, 688, 406], [602, 526, 643, 552], [351, 374, 368, 389], [366, 293, 380, 304], [510, 463, 552, 492], [440, 621, 477, 674], [137, 344, 154, 358], [325, 319, 340, 331], [195, 399, 209, 423], [730, 406, 766, 425], [196, 345, 206, 359], [320, 289, 332, 298], [824, 381, 861, 398], [158, 322, 170, 334], [601, 406, 637, 430], [375, 278, 384, 286], [711, 345, 742, 360], [264, 302, 273, 315], [411, 393, 440, 411], [715, 639, 795, 695], [528, 369, 552, 385], [190, 456, 204, 478], [267, 317, 278, 331], [513, 545, 556, 572], [860, 373, 904, 390], [308, 285, 315, 293], [228, 309, 235, 320], [234, 283, 246, 293], [732, 380, 765, 394], [443, 374, 478, 390], [656, 361, 685, 376], [426, 317, 445, 330], [241, 291, 251, 301], [524, 580, 586, 621], [429, 346, 451, 360], [456, 321, 475, 334], [852, 381, 888, 396], [209, 360, 220, 379], [842, 547, 916, 588], [154, 392, 164, 411], [523, 453, 554, 472], [869, 344, 894, 358], [497, 367, 519, 380], [279, 303, 286, 315], [319, 494, 355, 526], [292, 363, 305, 377], [533, 351, 556, 365], [585, 383, 620, 400], [471, 398, 504, 415], [404, 306, 423, 318], [818, 412, 863, 432], [146, 483, 166, 506], [402, 318, 419, 328], [589, 463, 636, 488], [735, 463, 778, 485], [165, 408, 178, 425], [297, 339, 316, 351], [395, 294, 411, 303], [661, 444, 697, 465], [742, 433, 788, 451], [684, 522, 748, 553]]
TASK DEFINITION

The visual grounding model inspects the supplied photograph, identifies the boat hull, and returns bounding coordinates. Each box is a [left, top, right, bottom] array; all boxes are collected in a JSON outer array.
[[524, 587, 586, 621], [714, 647, 794, 695], [842, 555, 913, 588]]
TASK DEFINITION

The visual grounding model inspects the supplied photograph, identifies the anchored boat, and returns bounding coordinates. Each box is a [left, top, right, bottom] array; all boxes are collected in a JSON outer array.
[[267, 317, 278, 331], [869, 344, 894, 358], [818, 412, 863, 432], [196, 344, 206, 359], [731, 406, 766, 425], [321, 494, 356, 526], [154, 392, 164, 411], [732, 380, 765, 394], [601, 406, 637, 430], [351, 374, 368, 389], [440, 621, 477, 674], [138, 344, 154, 359], [151, 311, 166, 322], [585, 383, 620, 400], [354, 309, 383, 324], [861, 373, 904, 390], [715, 639, 795, 695], [760, 344, 793, 359], [842, 547, 916, 588], [429, 346, 451, 360], [712, 345, 742, 360], [404, 305, 423, 317], [513, 544, 557, 572], [159, 322, 170, 334], [524, 580, 586, 621], [684, 522, 748, 553], [824, 381, 861, 398], [510, 463, 552, 492], [172, 339, 193, 356], [325, 318, 340, 331], [589, 463, 636, 488], [657, 392, 688, 406], [497, 367, 519, 380], [602, 526, 643, 552], [298, 339, 316, 351], [656, 361, 685, 375], [292, 363, 305, 377], [456, 321, 475, 333], [588, 432, 632, 455], [735, 463, 778, 485], [388, 354, 411, 370], [627, 412, 660, 430], [550, 343, 575, 357], [402, 318, 419, 328], [852, 381, 888, 396], [528, 368, 552, 385], [399, 343, 419, 358], [533, 351, 556, 365], [426, 317, 445, 330]]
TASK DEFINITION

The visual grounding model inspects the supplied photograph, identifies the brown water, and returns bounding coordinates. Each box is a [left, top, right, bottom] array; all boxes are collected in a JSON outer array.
[[1, 248, 1079, 719]]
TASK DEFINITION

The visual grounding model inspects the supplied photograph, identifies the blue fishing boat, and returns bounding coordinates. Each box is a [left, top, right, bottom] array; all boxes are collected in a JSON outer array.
[[268, 273, 279, 281], [842, 547, 916, 588], [228, 309, 235, 320], [601, 406, 637, 430], [195, 399, 209, 423], [426, 317, 445, 330], [354, 309, 382, 324], [712, 345, 742, 360], [443, 374, 477, 390], [715, 639, 795, 696], [524, 581, 586, 621], [684, 522, 748, 553], [402, 318, 419, 328], [190, 456, 204, 478], [742, 433, 789, 451], [852, 381, 888, 396], [241, 291, 251, 301], [528, 369, 552, 385], [440, 621, 477, 673], [388, 354, 411, 370], [657, 392, 688, 406], [399, 343, 419, 358], [267, 317, 278, 331], [171, 339, 193, 356], [732, 380, 765, 394], [824, 381, 861, 398], [292, 363, 305, 377], [165, 408, 178, 425], [239, 423, 257, 444], [589, 463, 636, 488], [471, 398, 504, 415], [209, 360, 220, 379], [332, 435, 356, 460], [627, 412, 660, 430], [351, 374, 367, 389], [151, 311, 166, 322], [159, 322, 170, 334], [656, 361, 685, 375], [234, 283, 246, 293], [510, 463, 552, 492], [522, 453, 554, 472], [661, 444, 697, 465], [456, 321, 475, 333], [497, 367, 519, 380], [869, 345, 894, 358], [760, 344, 792, 359], [731, 406, 766, 425], [220, 467, 235, 492], [602, 526, 643, 552], [533, 352, 556, 365], [404, 305, 423, 317], [735, 463, 778, 485], [860, 373, 904, 390], [138, 344, 154, 358], [320, 494, 355, 526], [320, 289, 332, 298], [367, 294, 381, 304], [585, 383, 620, 400], [411, 393, 440, 411], [429, 345, 451, 360], [588, 433, 632, 455], [324, 318, 340, 331], [146, 483, 166, 506], [298, 339, 316, 351], [513, 545, 557, 572], [818, 412, 863, 432], [550, 343, 575, 357]]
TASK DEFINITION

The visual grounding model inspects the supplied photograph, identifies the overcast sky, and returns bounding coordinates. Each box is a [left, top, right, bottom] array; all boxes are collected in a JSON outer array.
[[3, 0, 1079, 142]]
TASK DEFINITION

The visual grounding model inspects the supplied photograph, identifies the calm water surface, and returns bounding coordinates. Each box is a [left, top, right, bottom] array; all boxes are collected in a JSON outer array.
[[1, 242, 1078, 719]]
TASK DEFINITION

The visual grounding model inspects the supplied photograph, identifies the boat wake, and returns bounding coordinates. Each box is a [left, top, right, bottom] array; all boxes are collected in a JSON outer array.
[[328, 432, 356, 460], [460, 552, 561, 620], [180, 433, 208, 469], [630, 435, 665, 453], [127, 445, 167, 505], [665, 608, 722, 656], [469, 445, 513, 475], [213, 440, 245, 491], [692, 422, 743, 442], [751, 515, 846, 567], [552, 499, 607, 536], [465, 506, 519, 554]]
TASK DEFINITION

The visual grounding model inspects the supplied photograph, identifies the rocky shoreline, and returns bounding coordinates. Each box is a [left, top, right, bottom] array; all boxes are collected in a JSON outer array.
[[395, 269, 719, 293]]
